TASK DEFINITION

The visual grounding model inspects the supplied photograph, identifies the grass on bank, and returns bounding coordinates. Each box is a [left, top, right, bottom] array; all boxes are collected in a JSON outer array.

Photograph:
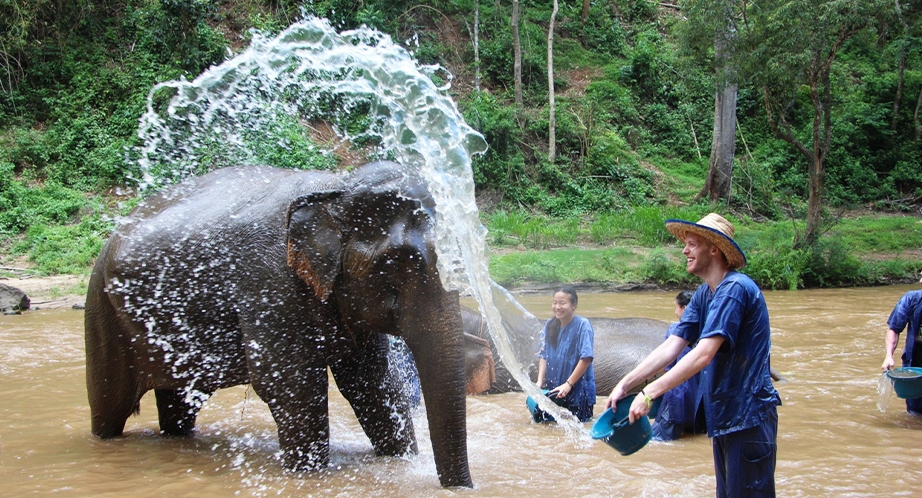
[[486, 207, 922, 291], [2, 192, 920, 291]]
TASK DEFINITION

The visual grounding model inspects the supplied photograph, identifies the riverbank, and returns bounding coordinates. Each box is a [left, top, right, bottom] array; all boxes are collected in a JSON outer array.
[[2, 274, 666, 311], [5, 267, 917, 313], [2, 274, 88, 310]]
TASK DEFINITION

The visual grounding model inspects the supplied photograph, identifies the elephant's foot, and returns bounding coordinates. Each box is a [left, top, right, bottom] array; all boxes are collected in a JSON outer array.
[[91, 415, 128, 439], [155, 388, 204, 436], [280, 442, 330, 473], [372, 435, 418, 458], [89, 397, 138, 439]]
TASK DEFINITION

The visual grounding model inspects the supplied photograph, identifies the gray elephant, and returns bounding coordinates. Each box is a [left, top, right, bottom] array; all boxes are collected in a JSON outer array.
[[84, 162, 472, 488], [459, 306, 783, 396], [460, 306, 665, 395]]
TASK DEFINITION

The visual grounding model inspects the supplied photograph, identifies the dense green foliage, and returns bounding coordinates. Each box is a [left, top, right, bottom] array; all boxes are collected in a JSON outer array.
[[485, 207, 920, 290], [1, 0, 920, 288]]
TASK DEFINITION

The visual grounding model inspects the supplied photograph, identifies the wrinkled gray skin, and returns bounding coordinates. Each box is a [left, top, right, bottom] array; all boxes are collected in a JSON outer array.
[[84, 162, 472, 488], [460, 307, 665, 395]]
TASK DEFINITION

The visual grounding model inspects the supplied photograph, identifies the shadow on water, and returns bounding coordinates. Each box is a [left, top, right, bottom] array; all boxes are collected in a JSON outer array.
[[4, 286, 922, 496]]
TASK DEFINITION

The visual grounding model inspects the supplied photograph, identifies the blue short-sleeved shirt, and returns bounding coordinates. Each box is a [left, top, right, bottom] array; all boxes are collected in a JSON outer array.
[[888, 290, 922, 367], [672, 271, 781, 437], [539, 315, 596, 420]]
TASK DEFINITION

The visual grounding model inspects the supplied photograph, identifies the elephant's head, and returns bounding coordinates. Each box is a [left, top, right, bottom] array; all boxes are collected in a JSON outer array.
[[460, 304, 542, 394], [285, 161, 471, 487]]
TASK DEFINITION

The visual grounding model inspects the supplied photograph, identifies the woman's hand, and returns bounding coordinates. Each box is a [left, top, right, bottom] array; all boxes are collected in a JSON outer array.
[[552, 380, 573, 398]]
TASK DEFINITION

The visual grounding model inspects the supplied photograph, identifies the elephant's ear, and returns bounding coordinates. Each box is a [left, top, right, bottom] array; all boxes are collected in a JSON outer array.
[[286, 191, 343, 301]]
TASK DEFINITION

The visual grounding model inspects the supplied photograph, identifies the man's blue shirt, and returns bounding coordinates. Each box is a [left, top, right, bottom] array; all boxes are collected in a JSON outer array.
[[672, 271, 781, 437], [888, 289, 922, 366]]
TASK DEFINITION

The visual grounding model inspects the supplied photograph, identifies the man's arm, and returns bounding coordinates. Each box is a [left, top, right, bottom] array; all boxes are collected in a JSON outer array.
[[882, 328, 900, 371], [605, 334, 688, 409], [626, 335, 725, 423]]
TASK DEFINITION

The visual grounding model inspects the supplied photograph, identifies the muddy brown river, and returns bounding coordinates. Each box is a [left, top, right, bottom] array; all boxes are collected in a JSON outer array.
[[2, 285, 921, 496]]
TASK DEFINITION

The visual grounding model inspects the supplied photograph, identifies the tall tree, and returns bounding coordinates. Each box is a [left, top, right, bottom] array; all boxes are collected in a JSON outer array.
[[697, 14, 739, 201], [547, 0, 558, 162], [688, 1, 741, 204], [512, 0, 523, 108], [739, 0, 890, 246], [473, 0, 481, 92]]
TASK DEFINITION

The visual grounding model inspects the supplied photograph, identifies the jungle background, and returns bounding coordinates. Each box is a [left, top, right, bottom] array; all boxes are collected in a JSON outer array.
[[2, 0, 921, 294]]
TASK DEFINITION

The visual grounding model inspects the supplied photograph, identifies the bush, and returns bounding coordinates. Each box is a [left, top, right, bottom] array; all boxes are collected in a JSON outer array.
[[638, 248, 699, 286], [12, 215, 112, 275], [801, 237, 867, 288], [0, 163, 88, 235]]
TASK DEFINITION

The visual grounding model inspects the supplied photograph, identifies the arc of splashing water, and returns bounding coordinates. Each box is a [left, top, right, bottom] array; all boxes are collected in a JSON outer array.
[[135, 17, 587, 436]]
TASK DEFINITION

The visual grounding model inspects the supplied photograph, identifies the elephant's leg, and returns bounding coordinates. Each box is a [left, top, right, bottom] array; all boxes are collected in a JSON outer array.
[[244, 314, 332, 472], [331, 334, 417, 457], [155, 388, 212, 436], [258, 365, 331, 471], [84, 285, 142, 438]]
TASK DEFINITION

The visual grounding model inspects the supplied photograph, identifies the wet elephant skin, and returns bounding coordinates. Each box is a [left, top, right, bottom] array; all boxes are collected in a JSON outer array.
[[84, 162, 473, 488]]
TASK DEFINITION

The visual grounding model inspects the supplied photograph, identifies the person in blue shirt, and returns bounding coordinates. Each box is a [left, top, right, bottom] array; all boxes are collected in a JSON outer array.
[[605, 213, 781, 497], [536, 286, 596, 422], [651, 290, 702, 441], [881, 270, 922, 415]]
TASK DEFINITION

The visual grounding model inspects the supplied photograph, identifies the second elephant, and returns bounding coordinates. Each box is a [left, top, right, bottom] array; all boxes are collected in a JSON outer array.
[[460, 306, 666, 396], [458, 304, 783, 396]]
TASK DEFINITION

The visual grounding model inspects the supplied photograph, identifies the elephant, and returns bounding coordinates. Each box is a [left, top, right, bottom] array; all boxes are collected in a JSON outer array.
[[459, 306, 666, 395], [84, 162, 472, 488], [459, 304, 784, 396]]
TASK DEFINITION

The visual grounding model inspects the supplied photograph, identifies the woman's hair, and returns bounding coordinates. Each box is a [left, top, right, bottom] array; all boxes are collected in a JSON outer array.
[[675, 290, 694, 307], [546, 286, 578, 348]]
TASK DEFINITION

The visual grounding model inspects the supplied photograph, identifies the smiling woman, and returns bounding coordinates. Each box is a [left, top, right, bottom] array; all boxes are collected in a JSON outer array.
[[535, 286, 596, 422]]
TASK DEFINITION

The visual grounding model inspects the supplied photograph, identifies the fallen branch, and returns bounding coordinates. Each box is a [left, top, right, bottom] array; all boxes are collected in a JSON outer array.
[[0, 266, 34, 272]]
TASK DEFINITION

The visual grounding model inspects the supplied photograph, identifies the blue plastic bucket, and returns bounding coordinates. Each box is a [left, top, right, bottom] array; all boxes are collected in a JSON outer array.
[[590, 393, 652, 456], [887, 367, 922, 399], [526, 389, 564, 423]]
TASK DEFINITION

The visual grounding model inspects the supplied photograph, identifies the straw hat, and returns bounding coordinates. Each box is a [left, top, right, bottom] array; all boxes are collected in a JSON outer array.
[[665, 213, 747, 270]]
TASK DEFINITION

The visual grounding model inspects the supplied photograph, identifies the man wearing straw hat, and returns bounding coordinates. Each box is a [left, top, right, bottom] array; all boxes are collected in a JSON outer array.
[[881, 269, 922, 415], [605, 213, 781, 497]]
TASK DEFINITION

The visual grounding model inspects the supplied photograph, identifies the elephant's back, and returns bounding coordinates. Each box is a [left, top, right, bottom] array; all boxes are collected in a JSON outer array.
[[591, 317, 669, 396], [121, 166, 342, 240], [102, 166, 343, 295]]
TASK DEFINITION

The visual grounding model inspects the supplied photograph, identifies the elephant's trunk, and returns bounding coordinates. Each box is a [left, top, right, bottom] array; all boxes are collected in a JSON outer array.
[[403, 290, 472, 488]]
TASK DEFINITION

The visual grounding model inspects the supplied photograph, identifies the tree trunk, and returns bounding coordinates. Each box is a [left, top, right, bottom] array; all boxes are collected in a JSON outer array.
[[803, 64, 833, 248], [697, 82, 738, 203], [547, 0, 558, 163], [512, 0, 523, 108], [892, 0, 909, 130], [474, 0, 480, 92], [914, 85, 922, 141], [582, 0, 590, 22], [696, 16, 738, 203]]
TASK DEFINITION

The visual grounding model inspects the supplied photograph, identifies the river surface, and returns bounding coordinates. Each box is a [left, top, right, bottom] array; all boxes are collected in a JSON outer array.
[[2, 285, 921, 497]]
